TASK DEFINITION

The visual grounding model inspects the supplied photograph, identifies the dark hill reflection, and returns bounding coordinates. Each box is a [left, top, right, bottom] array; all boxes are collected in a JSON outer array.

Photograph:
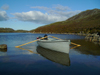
[[36, 46, 70, 66], [71, 39, 100, 56]]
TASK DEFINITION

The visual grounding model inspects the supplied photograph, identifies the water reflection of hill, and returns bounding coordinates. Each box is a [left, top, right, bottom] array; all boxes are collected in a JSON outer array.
[[36, 46, 70, 66], [71, 39, 100, 56]]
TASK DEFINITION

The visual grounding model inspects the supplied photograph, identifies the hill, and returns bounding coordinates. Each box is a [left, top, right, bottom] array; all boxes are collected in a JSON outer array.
[[0, 28, 29, 33], [0, 28, 15, 33], [32, 9, 100, 33]]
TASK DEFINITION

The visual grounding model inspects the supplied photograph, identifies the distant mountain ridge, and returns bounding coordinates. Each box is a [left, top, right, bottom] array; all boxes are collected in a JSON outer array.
[[67, 9, 100, 21], [32, 8, 100, 33]]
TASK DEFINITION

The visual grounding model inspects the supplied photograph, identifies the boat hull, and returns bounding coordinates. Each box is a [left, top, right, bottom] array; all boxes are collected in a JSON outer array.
[[37, 40, 70, 53]]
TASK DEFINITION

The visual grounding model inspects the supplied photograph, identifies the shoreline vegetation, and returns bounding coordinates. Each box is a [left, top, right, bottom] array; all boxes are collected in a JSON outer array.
[[0, 28, 97, 36]]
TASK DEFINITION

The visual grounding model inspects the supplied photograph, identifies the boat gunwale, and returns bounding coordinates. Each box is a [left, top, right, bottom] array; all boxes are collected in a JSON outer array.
[[37, 40, 70, 43]]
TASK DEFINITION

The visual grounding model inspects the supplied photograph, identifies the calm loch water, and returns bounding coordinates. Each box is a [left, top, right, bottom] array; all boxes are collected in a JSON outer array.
[[0, 33, 100, 75]]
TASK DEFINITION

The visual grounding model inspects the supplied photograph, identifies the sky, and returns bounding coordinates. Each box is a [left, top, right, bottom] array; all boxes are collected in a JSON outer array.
[[0, 0, 100, 30]]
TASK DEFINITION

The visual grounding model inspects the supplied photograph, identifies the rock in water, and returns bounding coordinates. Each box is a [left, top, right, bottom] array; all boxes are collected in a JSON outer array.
[[0, 44, 7, 49]]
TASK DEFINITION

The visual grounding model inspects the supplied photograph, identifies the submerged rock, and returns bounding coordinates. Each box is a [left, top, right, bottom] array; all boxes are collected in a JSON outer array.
[[0, 44, 7, 49]]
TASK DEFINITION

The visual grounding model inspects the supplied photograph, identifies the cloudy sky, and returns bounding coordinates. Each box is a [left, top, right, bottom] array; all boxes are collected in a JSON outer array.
[[0, 0, 100, 30]]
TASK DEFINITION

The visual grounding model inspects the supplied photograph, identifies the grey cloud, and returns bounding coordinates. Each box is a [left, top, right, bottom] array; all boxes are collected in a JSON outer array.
[[0, 11, 9, 21], [31, 4, 70, 11], [1, 4, 9, 10], [53, 4, 71, 11], [31, 6, 50, 11]]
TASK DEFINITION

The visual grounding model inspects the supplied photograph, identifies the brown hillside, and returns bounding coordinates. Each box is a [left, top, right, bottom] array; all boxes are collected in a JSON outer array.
[[31, 9, 100, 33]]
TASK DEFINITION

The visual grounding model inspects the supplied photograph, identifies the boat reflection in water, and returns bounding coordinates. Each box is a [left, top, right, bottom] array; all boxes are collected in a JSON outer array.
[[36, 46, 70, 66]]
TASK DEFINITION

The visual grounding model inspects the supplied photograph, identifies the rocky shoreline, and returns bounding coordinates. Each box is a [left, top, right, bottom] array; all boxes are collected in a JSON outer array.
[[85, 34, 100, 43], [59, 33, 100, 44]]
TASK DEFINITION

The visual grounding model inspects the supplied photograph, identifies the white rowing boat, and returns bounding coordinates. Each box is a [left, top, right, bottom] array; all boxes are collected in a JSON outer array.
[[37, 38, 70, 53]]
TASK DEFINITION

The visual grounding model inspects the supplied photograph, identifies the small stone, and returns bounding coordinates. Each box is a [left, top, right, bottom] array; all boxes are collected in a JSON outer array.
[[0, 44, 7, 49]]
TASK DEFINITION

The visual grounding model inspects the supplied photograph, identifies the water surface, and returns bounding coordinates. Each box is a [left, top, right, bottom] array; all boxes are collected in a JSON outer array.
[[0, 33, 100, 75]]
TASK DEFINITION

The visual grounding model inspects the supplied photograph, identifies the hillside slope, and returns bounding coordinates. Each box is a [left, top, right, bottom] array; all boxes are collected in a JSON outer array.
[[0, 28, 29, 33], [31, 9, 100, 33]]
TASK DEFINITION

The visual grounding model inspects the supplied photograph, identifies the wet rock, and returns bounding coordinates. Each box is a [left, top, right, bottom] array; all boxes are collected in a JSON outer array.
[[85, 34, 100, 43], [0, 44, 7, 49]]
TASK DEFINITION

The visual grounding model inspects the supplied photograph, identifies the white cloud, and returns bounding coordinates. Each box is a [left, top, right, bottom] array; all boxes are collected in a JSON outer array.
[[0, 11, 9, 21], [11, 11, 67, 24], [1, 4, 9, 10], [12, 5, 81, 24]]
